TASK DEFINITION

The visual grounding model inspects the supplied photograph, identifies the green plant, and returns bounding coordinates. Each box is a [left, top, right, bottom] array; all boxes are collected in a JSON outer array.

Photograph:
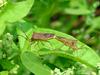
[[0, 0, 100, 75]]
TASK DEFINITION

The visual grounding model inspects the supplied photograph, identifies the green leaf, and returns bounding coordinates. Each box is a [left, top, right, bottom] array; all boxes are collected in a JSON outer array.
[[23, 28, 100, 67], [87, 17, 100, 33], [0, 71, 8, 75], [0, 0, 34, 36], [0, 21, 6, 36], [18, 27, 100, 70], [66, 0, 91, 15], [92, 17, 100, 29], [31, 0, 58, 27], [21, 51, 52, 75], [69, 0, 87, 8], [16, 27, 27, 50], [64, 8, 91, 15], [16, 20, 33, 51], [0, 59, 15, 70], [1, 0, 34, 22]]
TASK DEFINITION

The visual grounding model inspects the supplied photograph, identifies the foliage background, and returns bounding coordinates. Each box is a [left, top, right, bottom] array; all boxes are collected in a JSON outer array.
[[0, 0, 100, 75]]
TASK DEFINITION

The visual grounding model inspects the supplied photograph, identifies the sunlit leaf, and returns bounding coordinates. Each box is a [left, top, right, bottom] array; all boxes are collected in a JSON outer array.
[[0, 0, 34, 36], [0, 71, 8, 75], [20, 28, 100, 70], [64, 8, 91, 15]]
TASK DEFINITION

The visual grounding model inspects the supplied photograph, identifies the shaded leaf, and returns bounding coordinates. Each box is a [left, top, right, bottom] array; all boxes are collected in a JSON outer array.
[[21, 51, 52, 75]]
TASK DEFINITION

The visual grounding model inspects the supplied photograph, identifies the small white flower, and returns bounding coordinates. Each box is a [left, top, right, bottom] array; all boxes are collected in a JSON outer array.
[[62, 68, 74, 75], [53, 68, 62, 75], [10, 65, 19, 74]]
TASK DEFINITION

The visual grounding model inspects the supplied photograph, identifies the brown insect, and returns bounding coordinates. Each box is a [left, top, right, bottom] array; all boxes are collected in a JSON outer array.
[[20, 30, 78, 50], [55, 36, 78, 50], [31, 33, 56, 41], [18, 32, 57, 49], [30, 33, 78, 50]]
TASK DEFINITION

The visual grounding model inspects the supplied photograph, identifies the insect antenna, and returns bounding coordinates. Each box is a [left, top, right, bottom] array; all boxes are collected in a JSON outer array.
[[18, 24, 30, 40], [16, 24, 34, 50]]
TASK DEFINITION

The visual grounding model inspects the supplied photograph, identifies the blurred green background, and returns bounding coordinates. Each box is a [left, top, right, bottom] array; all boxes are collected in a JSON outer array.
[[0, 0, 100, 75]]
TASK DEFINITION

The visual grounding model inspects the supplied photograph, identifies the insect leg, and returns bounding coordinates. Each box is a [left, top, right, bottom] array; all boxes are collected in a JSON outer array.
[[39, 41, 54, 50], [78, 45, 88, 57], [37, 41, 43, 50], [30, 41, 38, 50], [73, 45, 87, 57], [17, 34, 28, 40], [18, 24, 29, 40]]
